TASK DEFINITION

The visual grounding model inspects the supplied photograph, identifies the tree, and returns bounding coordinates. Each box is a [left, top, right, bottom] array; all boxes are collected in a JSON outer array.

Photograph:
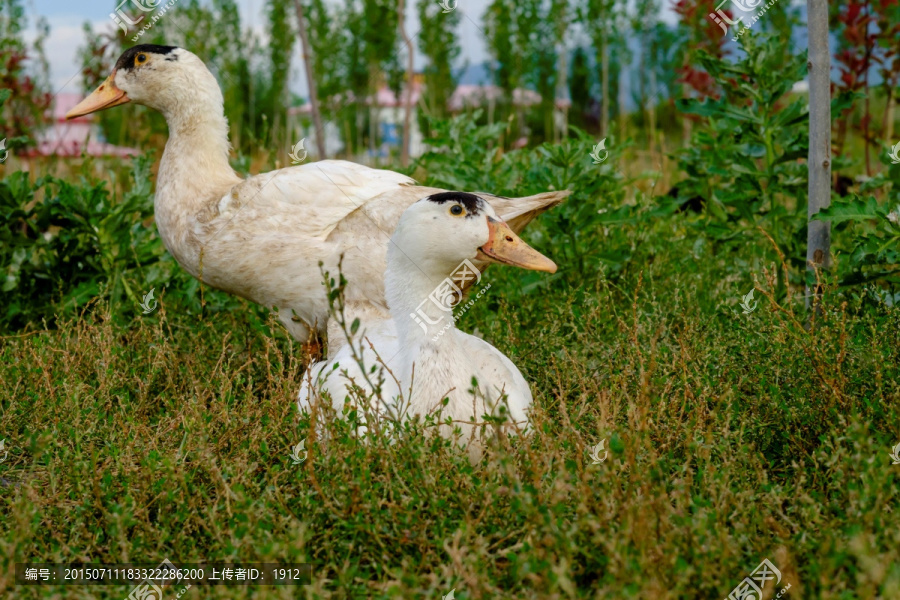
[[416, 0, 461, 123], [581, 0, 626, 138], [672, 0, 729, 143], [0, 0, 52, 148], [264, 0, 295, 155], [294, 0, 326, 158], [829, 0, 874, 167], [568, 47, 596, 132], [362, 0, 401, 156], [873, 0, 900, 144], [484, 0, 527, 138], [632, 0, 660, 153], [484, 0, 563, 143], [807, 0, 831, 311], [304, 0, 362, 154]]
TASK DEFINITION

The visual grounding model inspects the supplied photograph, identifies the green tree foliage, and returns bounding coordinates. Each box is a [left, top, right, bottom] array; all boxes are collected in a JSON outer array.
[[484, 0, 568, 142], [483, 0, 525, 134], [672, 32, 811, 293], [814, 160, 900, 290], [568, 47, 593, 131], [361, 0, 401, 152], [303, 0, 359, 152], [579, 0, 629, 136], [261, 0, 295, 150], [301, 0, 403, 154], [416, 0, 461, 123], [0, 0, 52, 147]]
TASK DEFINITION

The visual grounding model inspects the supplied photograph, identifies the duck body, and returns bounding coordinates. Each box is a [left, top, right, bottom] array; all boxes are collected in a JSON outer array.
[[299, 192, 557, 454], [68, 45, 568, 348], [300, 309, 532, 437]]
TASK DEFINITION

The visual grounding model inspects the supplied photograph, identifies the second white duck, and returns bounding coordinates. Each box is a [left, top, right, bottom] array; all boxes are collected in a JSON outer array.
[[298, 191, 556, 455]]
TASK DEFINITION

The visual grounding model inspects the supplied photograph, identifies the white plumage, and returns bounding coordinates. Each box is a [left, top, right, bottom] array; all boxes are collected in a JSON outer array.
[[298, 192, 557, 458], [68, 45, 568, 353]]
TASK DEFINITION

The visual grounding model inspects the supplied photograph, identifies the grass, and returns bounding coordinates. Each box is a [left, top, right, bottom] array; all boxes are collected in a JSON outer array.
[[1, 215, 899, 600]]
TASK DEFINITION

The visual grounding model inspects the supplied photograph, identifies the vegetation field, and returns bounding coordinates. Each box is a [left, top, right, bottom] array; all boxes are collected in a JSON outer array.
[[2, 199, 900, 598], [2, 115, 900, 598], [3, 0, 900, 597]]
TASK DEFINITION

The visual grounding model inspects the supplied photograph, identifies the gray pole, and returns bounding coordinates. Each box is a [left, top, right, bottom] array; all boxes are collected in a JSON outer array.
[[806, 0, 831, 310], [398, 0, 414, 167]]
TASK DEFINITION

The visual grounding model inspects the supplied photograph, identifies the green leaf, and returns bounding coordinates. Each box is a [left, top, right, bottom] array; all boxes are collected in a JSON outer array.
[[813, 196, 886, 223]]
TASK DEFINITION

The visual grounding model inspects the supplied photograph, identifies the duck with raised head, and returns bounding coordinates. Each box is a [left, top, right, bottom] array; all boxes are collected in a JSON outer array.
[[298, 192, 556, 457], [67, 45, 568, 354]]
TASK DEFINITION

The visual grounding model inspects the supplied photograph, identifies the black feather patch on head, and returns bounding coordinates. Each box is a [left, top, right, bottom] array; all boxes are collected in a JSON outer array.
[[115, 45, 179, 71], [425, 192, 483, 216]]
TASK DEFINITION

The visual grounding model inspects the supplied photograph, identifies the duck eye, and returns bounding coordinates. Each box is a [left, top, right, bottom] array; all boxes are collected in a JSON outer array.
[[450, 205, 464, 216], [136, 54, 147, 65]]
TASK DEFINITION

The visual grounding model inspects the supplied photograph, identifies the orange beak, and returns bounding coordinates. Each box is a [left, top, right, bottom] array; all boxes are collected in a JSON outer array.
[[66, 73, 130, 119], [476, 216, 557, 273]]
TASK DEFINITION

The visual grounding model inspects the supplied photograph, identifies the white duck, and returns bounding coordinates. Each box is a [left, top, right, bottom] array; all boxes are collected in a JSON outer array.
[[298, 191, 556, 455], [67, 45, 568, 353]]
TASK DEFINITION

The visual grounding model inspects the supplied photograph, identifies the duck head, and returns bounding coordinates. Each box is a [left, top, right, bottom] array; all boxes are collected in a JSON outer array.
[[389, 191, 557, 281], [66, 45, 222, 121]]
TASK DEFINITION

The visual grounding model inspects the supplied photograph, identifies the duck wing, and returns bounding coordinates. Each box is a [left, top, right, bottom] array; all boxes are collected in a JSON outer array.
[[217, 159, 417, 240]]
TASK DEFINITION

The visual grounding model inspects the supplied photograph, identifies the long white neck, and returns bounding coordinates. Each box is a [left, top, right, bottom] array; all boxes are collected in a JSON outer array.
[[384, 246, 467, 398], [156, 68, 238, 200], [152, 65, 241, 265], [385, 250, 458, 346]]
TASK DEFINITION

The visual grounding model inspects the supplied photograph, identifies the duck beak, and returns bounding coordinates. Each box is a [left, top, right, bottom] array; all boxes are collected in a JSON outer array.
[[476, 216, 557, 273], [66, 73, 130, 119]]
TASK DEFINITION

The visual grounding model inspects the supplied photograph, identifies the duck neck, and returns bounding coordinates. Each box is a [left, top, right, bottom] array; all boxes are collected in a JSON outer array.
[[385, 254, 465, 413], [153, 71, 240, 265], [157, 98, 238, 198], [385, 253, 460, 350]]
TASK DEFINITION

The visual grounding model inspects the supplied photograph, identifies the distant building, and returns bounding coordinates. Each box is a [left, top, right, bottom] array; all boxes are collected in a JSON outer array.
[[23, 93, 139, 158], [369, 76, 424, 159], [288, 75, 424, 161]]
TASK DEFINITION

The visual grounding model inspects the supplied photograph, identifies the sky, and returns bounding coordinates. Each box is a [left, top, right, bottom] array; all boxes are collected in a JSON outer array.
[[23, 0, 681, 99]]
